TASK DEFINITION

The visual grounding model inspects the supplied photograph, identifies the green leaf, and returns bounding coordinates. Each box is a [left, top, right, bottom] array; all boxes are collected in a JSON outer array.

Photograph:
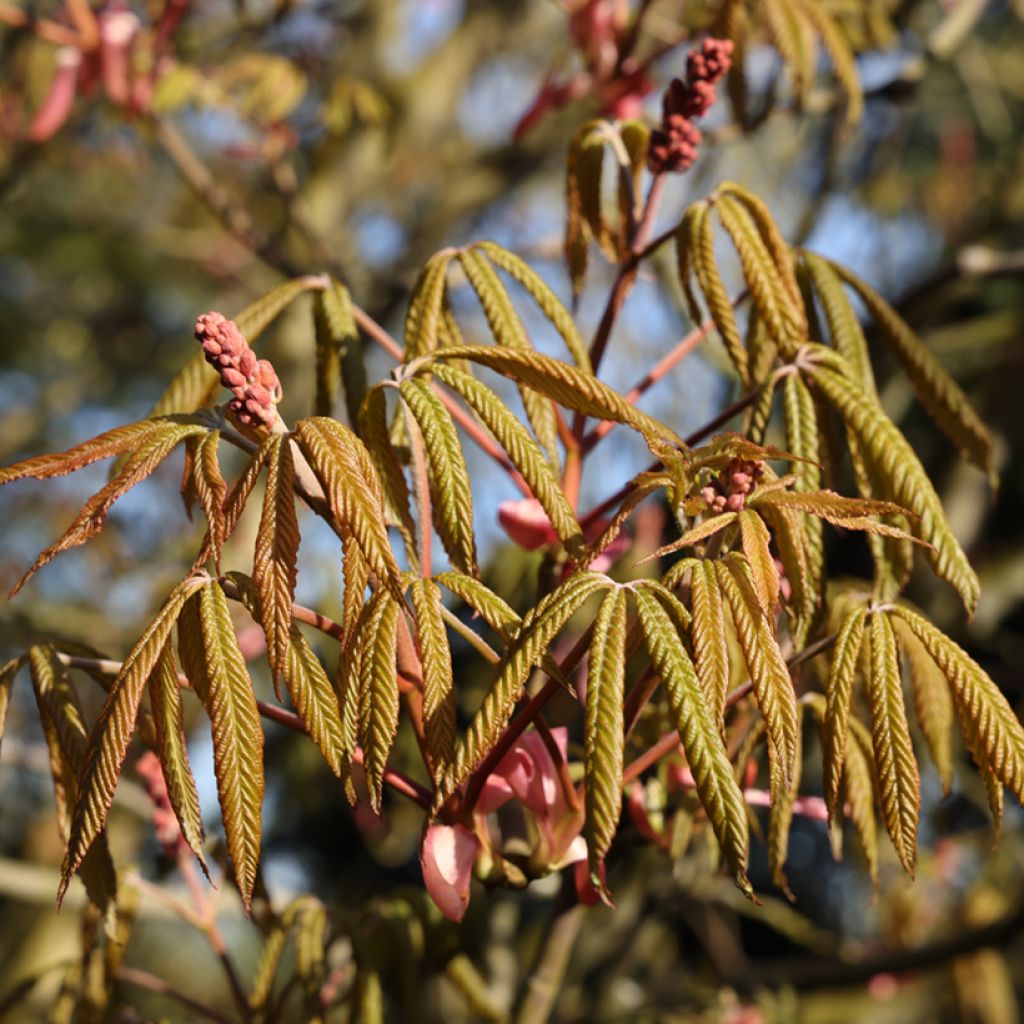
[[179, 582, 265, 912], [411, 578, 456, 780], [399, 378, 478, 576], [59, 578, 203, 906], [738, 509, 780, 614], [769, 705, 804, 897], [844, 718, 880, 886], [405, 249, 457, 358], [865, 610, 920, 876], [436, 571, 521, 642], [643, 512, 739, 563], [192, 430, 227, 567], [689, 560, 730, 733], [254, 434, 300, 691], [792, 0, 863, 123], [633, 588, 751, 892], [432, 363, 585, 562], [809, 356, 981, 614], [584, 588, 628, 900], [314, 276, 367, 424], [148, 641, 207, 872], [0, 656, 22, 756], [565, 121, 611, 300]]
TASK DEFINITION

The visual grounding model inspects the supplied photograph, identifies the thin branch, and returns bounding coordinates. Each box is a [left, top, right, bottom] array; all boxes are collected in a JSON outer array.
[[115, 966, 235, 1024]]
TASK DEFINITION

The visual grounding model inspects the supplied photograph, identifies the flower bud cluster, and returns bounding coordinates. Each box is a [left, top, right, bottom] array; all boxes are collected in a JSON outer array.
[[647, 37, 733, 174], [195, 311, 282, 431], [700, 457, 764, 514]]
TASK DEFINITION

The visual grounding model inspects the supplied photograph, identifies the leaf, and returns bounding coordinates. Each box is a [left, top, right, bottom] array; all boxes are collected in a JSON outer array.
[[822, 604, 869, 819], [59, 579, 203, 906], [179, 582, 265, 912], [584, 588, 628, 899], [0, 656, 22, 756], [458, 247, 560, 466], [150, 277, 320, 418], [356, 590, 401, 814], [314, 276, 367, 424], [254, 434, 300, 691], [148, 641, 207, 872], [473, 241, 591, 369], [844, 718, 880, 886], [891, 615, 954, 794], [738, 509, 780, 614], [404, 249, 456, 358], [411, 578, 456, 780], [192, 430, 227, 567], [866, 610, 920, 875], [11, 421, 208, 596], [831, 260, 995, 483], [294, 417, 403, 595], [633, 587, 751, 892], [689, 561, 730, 732], [643, 512, 739, 563], [889, 605, 1024, 820], [792, 0, 863, 123], [714, 555, 800, 798], [565, 120, 610, 299], [399, 378, 478, 576], [435, 572, 610, 812], [769, 705, 804, 897], [436, 571, 521, 642], [762, 0, 813, 105], [809, 357, 981, 614], [432, 363, 585, 562], [427, 346, 683, 449]]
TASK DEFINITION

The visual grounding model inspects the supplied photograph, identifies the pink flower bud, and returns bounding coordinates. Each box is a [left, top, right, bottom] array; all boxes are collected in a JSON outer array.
[[725, 493, 745, 512], [27, 48, 81, 143], [238, 349, 257, 377], [99, 10, 140, 107], [421, 823, 479, 922], [498, 498, 559, 551]]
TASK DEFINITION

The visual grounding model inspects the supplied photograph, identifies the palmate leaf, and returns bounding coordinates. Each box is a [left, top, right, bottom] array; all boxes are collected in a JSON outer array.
[[808, 353, 981, 614], [314, 276, 367, 424], [738, 509, 780, 615], [831, 261, 996, 483], [58, 578, 204, 906], [425, 346, 684, 449], [434, 572, 611, 813], [891, 616, 954, 795], [436, 571, 521, 643], [633, 588, 751, 892], [10, 421, 209, 597], [714, 554, 800, 798], [823, 604, 869, 819], [890, 605, 1024, 820], [689, 561, 730, 732], [356, 589, 401, 813], [405, 249, 457, 358], [584, 587, 628, 899], [411, 578, 456, 780], [844, 717, 880, 886], [431, 363, 586, 562], [253, 434, 300, 690], [192, 430, 228, 567], [179, 582, 265, 912], [148, 641, 207, 872], [645, 512, 739, 564], [294, 417, 403, 596], [399, 378, 478, 576], [865, 611, 920, 876], [150, 277, 320, 418], [458, 247, 560, 466]]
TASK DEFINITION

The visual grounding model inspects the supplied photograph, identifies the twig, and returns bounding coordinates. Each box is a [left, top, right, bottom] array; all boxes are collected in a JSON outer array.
[[115, 966, 235, 1024]]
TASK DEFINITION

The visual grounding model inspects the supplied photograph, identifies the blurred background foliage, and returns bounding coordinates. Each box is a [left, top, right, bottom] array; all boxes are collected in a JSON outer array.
[[1, 0, 1024, 1021]]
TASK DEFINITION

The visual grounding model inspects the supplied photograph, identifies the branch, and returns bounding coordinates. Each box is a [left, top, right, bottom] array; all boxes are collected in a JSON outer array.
[[115, 966, 235, 1024]]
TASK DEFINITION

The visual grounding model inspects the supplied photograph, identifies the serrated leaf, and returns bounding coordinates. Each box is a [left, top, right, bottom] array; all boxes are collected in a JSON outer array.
[[565, 121, 611, 300], [714, 555, 800, 799], [644, 512, 739, 563], [823, 604, 869, 819], [436, 571, 521, 642], [792, 0, 863, 124], [845, 718, 879, 886], [295, 417, 403, 595], [404, 249, 456, 359], [315, 277, 367, 424], [148, 640, 207, 872], [151, 278, 319, 418], [428, 346, 684, 449], [432, 363, 585, 562], [891, 615, 954, 794], [58, 578, 203, 906], [689, 560, 730, 732], [633, 587, 750, 890], [473, 242, 590, 370], [0, 656, 21, 755], [179, 582, 265, 911], [435, 572, 611, 812], [356, 590, 401, 813], [584, 588, 628, 898], [341, 537, 370, 649], [192, 430, 227, 567], [831, 261, 995, 483], [399, 378, 478, 576], [738, 509, 780, 614], [11, 422, 208, 597], [809, 356, 980, 614], [254, 434, 300, 691], [411, 578, 456, 779], [889, 605, 1024, 823], [769, 704, 804, 897]]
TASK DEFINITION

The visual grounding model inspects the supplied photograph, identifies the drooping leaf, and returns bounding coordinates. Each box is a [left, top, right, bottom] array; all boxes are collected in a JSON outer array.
[[59, 578, 203, 906], [738, 509, 780, 615], [405, 249, 457, 358], [432, 363, 585, 562], [436, 571, 521, 643], [179, 582, 265, 912], [769, 705, 804, 898], [148, 640, 207, 872], [11, 422, 208, 597], [254, 434, 300, 690], [399, 378, 478, 576], [845, 717, 880, 886], [314, 276, 367, 425], [865, 610, 920, 876], [0, 656, 22, 755], [584, 587, 628, 899], [791, 0, 863, 123], [644, 512, 739, 563], [808, 355, 981, 614], [633, 588, 751, 892], [192, 430, 227, 567], [565, 120, 611, 300], [411, 578, 456, 780], [689, 560, 730, 732]]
